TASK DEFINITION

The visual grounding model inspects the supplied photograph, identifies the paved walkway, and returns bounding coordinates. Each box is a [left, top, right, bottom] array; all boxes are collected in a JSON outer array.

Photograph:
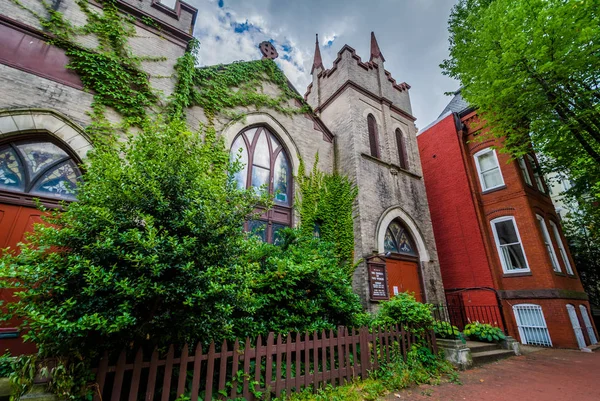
[[387, 348, 600, 401]]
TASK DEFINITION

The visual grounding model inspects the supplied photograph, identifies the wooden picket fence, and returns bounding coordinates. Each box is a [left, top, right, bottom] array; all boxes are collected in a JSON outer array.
[[93, 325, 437, 401]]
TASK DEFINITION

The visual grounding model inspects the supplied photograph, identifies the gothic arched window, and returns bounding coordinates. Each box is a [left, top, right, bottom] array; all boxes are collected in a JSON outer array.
[[0, 138, 81, 201], [367, 114, 380, 158], [384, 220, 417, 256], [395, 128, 408, 170], [230, 126, 292, 244]]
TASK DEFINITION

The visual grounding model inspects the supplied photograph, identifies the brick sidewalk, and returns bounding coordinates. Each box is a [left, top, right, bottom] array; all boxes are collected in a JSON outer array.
[[387, 348, 600, 401]]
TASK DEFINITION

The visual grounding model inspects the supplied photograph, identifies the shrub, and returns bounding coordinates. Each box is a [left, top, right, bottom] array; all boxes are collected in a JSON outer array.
[[233, 231, 365, 337], [463, 322, 506, 343], [0, 118, 260, 359], [374, 293, 434, 333], [433, 321, 462, 340]]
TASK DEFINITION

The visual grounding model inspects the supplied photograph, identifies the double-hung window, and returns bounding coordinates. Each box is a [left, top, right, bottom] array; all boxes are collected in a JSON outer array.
[[518, 157, 533, 186], [474, 148, 504, 191], [490, 216, 529, 273], [526, 154, 546, 193], [536, 215, 560, 272], [549, 220, 574, 275]]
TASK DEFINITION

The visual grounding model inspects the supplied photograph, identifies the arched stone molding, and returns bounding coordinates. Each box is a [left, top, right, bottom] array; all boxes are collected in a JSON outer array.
[[0, 109, 92, 160], [220, 112, 301, 175], [376, 206, 431, 262]]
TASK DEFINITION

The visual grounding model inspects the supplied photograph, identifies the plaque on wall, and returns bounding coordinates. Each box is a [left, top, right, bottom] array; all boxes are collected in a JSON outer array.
[[367, 257, 389, 301]]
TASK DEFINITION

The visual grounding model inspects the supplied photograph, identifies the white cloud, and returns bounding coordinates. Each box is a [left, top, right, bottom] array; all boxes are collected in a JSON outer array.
[[186, 0, 460, 127]]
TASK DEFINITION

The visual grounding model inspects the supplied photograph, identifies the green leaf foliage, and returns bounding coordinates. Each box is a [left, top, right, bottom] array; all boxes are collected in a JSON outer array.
[[296, 157, 358, 274], [442, 0, 600, 211], [374, 293, 434, 334], [233, 231, 365, 337], [463, 321, 505, 343], [433, 320, 462, 340], [0, 118, 260, 358]]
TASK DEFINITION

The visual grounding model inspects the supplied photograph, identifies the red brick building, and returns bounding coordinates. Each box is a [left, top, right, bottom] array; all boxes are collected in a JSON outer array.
[[417, 92, 598, 349]]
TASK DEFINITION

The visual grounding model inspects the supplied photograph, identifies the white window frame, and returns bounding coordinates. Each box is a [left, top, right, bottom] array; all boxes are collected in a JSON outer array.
[[517, 157, 533, 186], [157, 0, 178, 10], [513, 304, 552, 347], [549, 220, 574, 275], [490, 216, 530, 274], [474, 148, 505, 192], [536, 215, 561, 273], [526, 154, 546, 193]]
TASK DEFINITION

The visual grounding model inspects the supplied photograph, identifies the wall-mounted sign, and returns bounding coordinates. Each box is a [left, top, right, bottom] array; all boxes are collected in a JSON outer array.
[[367, 257, 389, 301]]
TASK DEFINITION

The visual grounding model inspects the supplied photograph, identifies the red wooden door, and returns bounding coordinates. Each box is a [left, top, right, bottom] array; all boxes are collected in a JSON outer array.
[[386, 259, 423, 302], [0, 203, 43, 355]]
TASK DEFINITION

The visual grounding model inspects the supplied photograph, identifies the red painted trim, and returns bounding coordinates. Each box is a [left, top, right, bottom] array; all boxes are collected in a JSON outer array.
[[0, 18, 84, 90]]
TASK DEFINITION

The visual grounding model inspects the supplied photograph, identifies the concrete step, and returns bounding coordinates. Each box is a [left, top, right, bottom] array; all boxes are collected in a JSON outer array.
[[472, 349, 515, 367], [466, 341, 500, 353]]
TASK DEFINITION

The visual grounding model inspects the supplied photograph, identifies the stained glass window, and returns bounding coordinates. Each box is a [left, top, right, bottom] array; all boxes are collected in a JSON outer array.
[[230, 126, 293, 244], [383, 220, 417, 256], [0, 139, 81, 200]]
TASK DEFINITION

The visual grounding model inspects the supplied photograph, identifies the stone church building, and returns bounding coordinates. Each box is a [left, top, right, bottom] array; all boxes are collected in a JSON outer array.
[[0, 0, 445, 352]]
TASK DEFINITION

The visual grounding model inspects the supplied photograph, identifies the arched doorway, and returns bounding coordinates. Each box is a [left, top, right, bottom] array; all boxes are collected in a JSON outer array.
[[383, 219, 424, 302]]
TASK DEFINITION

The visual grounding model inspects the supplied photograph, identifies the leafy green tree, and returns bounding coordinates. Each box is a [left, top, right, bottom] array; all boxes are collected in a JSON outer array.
[[442, 0, 600, 204], [563, 212, 600, 307], [0, 118, 260, 358]]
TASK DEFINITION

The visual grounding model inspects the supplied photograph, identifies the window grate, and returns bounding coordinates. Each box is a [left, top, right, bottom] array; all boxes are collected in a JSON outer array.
[[513, 304, 552, 347]]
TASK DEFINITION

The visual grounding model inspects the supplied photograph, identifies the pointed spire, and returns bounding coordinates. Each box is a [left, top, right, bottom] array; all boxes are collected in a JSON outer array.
[[369, 31, 385, 63], [311, 33, 324, 74]]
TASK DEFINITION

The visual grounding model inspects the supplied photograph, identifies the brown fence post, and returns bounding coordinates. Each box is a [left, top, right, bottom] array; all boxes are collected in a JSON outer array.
[[284, 333, 292, 396], [359, 327, 370, 378], [312, 331, 319, 391], [190, 343, 203, 401], [128, 348, 143, 401], [253, 334, 263, 401], [230, 339, 240, 399], [176, 344, 189, 399], [205, 341, 216, 401], [274, 333, 283, 398], [145, 348, 159, 401], [94, 352, 109, 401], [294, 333, 302, 393], [217, 339, 228, 399], [242, 338, 252, 400], [110, 350, 126, 401], [265, 332, 275, 395], [160, 345, 175, 401], [304, 332, 310, 390]]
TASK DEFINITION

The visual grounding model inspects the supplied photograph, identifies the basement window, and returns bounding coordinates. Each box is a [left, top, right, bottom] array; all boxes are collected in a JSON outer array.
[[513, 304, 552, 347]]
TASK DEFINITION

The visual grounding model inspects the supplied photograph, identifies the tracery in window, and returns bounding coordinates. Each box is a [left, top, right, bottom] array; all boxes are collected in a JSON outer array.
[[383, 220, 417, 256], [0, 139, 81, 200], [231, 126, 293, 244]]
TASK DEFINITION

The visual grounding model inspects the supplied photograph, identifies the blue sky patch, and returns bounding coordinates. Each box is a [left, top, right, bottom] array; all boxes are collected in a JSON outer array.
[[218, 0, 224, 7]]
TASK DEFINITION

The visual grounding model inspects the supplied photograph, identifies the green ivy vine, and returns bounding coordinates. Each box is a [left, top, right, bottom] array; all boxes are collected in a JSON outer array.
[[169, 39, 311, 122], [12, 0, 160, 130], [296, 155, 359, 276]]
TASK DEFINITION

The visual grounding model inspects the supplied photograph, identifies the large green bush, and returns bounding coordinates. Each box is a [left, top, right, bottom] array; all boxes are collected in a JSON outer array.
[[0, 118, 260, 359], [233, 231, 365, 337]]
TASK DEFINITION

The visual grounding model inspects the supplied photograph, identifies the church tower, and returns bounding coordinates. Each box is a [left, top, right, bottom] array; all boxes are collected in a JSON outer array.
[[305, 33, 445, 309]]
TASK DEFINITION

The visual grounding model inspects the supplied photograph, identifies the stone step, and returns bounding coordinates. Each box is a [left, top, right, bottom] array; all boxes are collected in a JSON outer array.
[[472, 349, 515, 367], [466, 341, 500, 353]]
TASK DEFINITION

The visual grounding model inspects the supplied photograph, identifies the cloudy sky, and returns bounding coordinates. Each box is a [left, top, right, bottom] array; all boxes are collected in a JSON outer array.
[[186, 0, 459, 129]]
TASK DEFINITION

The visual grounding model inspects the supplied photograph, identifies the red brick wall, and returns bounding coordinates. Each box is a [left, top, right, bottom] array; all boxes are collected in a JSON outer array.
[[418, 114, 495, 291], [503, 299, 598, 348]]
